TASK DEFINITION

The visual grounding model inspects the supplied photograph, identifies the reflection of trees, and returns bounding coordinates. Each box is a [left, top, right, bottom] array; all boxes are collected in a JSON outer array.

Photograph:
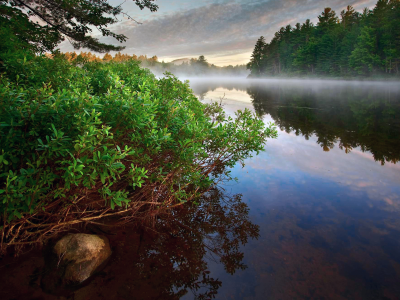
[[116, 187, 259, 300], [189, 80, 400, 165], [247, 84, 400, 165], [0, 187, 258, 299]]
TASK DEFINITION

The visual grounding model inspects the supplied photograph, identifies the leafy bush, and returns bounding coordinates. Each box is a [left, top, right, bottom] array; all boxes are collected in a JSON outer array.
[[0, 53, 277, 226]]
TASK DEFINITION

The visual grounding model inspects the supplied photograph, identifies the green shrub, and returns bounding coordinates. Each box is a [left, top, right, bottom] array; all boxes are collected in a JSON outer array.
[[0, 54, 277, 223]]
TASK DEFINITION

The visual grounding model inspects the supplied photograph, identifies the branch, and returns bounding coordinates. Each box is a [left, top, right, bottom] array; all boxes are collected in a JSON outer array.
[[14, 0, 72, 38], [120, 11, 143, 25]]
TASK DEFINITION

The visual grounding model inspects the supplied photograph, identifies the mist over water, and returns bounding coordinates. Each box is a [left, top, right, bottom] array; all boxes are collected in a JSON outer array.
[[188, 77, 400, 163], [144, 63, 250, 79], [182, 77, 400, 299], [186, 77, 400, 94]]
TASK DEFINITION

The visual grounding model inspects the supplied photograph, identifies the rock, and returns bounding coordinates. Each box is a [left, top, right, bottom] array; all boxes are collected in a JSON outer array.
[[41, 233, 112, 295]]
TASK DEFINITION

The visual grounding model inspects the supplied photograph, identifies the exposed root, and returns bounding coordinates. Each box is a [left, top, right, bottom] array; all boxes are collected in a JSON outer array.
[[0, 171, 219, 255]]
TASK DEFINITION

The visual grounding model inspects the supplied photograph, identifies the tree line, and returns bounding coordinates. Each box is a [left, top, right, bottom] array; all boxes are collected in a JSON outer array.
[[50, 51, 159, 64], [52, 52, 248, 77], [247, 0, 400, 77]]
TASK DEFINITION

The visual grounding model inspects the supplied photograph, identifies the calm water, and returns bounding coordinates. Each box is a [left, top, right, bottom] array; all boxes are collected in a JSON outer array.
[[186, 78, 400, 300], [1, 78, 400, 300]]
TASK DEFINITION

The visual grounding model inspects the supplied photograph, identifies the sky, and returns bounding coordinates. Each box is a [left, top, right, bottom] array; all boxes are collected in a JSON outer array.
[[60, 0, 378, 66]]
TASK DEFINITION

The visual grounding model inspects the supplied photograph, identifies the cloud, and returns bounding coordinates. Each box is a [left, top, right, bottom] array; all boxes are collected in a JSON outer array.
[[60, 0, 378, 65]]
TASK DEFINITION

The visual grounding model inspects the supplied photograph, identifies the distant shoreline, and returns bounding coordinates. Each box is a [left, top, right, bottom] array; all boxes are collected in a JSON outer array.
[[246, 76, 400, 82], [179, 76, 400, 83]]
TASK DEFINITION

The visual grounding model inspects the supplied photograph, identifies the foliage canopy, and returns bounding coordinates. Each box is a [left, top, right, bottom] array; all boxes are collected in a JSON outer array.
[[0, 0, 158, 53], [0, 49, 276, 250]]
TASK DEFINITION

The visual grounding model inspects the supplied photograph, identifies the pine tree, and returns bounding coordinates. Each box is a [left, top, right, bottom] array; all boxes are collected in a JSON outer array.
[[293, 38, 318, 74], [349, 26, 381, 75], [247, 36, 266, 76], [340, 5, 360, 30], [317, 8, 339, 32]]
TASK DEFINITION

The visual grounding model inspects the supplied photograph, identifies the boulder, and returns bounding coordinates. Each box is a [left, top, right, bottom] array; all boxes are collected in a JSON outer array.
[[41, 233, 112, 295]]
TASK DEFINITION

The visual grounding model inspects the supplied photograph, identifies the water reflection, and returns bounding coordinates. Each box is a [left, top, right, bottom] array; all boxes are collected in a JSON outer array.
[[186, 78, 400, 299], [111, 188, 259, 300], [190, 78, 400, 165], [217, 163, 400, 299], [0, 187, 259, 300]]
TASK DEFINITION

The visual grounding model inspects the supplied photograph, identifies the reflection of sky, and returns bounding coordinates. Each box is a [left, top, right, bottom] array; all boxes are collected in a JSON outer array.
[[199, 83, 400, 209], [245, 131, 400, 205], [200, 87, 253, 103], [188, 79, 400, 299]]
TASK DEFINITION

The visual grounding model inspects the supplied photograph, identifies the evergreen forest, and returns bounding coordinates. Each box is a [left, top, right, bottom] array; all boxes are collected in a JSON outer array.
[[247, 0, 400, 77]]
